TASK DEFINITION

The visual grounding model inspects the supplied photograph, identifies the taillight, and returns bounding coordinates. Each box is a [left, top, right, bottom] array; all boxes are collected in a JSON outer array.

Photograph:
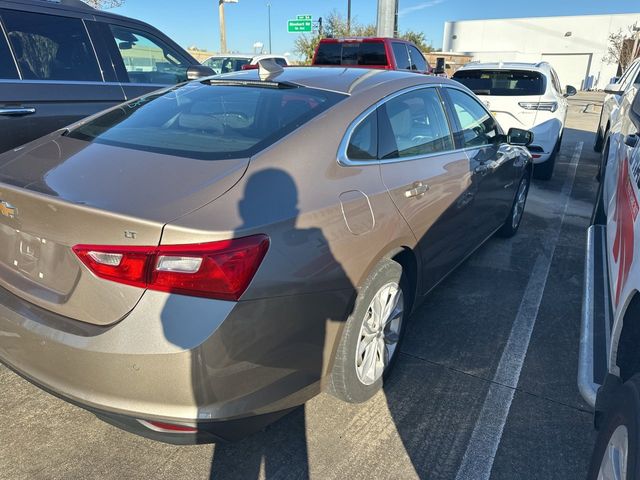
[[138, 419, 198, 433], [73, 235, 269, 301], [518, 101, 558, 112]]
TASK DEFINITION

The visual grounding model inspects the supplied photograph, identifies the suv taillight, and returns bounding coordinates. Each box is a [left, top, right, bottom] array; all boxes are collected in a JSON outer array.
[[73, 235, 269, 301], [518, 101, 558, 112]]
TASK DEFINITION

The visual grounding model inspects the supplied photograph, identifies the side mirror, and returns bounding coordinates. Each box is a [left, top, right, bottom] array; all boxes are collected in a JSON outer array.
[[187, 65, 215, 80], [604, 82, 624, 95], [507, 127, 533, 147], [564, 85, 577, 97], [434, 57, 446, 75]]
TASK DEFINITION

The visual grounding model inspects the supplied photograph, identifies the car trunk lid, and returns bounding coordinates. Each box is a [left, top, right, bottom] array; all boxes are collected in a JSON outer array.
[[0, 135, 249, 325]]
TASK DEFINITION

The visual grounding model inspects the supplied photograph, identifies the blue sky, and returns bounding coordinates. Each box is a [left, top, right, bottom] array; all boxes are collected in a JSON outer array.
[[110, 0, 640, 57]]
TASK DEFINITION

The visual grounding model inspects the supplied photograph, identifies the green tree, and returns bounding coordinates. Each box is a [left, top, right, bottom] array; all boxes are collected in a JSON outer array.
[[400, 30, 433, 53], [604, 24, 640, 73]]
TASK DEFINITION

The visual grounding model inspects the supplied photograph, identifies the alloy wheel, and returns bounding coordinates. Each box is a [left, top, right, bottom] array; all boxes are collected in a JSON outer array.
[[355, 282, 404, 386]]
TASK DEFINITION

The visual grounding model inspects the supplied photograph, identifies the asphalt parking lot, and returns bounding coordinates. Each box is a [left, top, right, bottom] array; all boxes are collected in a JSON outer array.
[[0, 92, 604, 480]]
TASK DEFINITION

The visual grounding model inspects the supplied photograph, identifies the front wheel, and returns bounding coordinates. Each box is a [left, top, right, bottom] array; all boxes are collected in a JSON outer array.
[[497, 173, 530, 238], [587, 375, 640, 480], [327, 259, 408, 404]]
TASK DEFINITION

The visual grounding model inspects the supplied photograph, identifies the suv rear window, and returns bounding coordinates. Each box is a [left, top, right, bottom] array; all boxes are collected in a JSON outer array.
[[315, 41, 387, 66], [453, 69, 545, 96], [67, 82, 345, 160]]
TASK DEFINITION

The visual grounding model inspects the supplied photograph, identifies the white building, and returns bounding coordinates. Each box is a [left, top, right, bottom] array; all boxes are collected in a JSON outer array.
[[442, 13, 640, 90]]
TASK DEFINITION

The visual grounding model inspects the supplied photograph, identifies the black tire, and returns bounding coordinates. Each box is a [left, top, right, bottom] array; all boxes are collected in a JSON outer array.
[[597, 139, 610, 183], [594, 126, 604, 152], [533, 139, 559, 180], [327, 259, 408, 404], [591, 168, 607, 225], [497, 173, 530, 238], [587, 374, 640, 480]]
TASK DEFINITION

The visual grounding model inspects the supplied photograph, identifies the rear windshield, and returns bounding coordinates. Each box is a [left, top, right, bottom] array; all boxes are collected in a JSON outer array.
[[67, 82, 345, 160], [453, 69, 545, 96], [314, 41, 388, 66]]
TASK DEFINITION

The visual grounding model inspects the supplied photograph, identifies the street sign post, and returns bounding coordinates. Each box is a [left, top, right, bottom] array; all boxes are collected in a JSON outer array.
[[287, 19, 312, 33]]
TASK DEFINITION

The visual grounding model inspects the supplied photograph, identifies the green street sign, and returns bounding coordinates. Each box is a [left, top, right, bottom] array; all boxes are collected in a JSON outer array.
[[287, 19, 312, 33], [296, 14, 312, 20]]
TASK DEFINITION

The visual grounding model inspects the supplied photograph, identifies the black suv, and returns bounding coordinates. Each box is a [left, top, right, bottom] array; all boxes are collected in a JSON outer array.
[[0, 0, 212, 152]]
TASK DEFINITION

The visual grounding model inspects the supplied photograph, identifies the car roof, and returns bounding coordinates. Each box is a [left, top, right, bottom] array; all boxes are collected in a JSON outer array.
[[319, 37, 412, 44], [459, 61, 551, 73], [3, 0, 163, 29], [213, 66, 450, 95]]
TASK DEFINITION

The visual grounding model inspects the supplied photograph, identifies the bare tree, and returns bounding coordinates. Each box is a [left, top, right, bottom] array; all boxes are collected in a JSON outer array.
[[604, 24, 640, 73], [83, 0, 124, 9]]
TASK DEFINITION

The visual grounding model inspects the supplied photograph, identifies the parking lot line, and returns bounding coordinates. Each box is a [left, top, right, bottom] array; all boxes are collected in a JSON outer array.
[[455, 142, 584, 480]]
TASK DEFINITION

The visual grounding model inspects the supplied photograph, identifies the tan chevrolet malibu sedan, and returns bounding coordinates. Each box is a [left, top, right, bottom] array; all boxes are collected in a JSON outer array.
[[0, 66, 532, 443]]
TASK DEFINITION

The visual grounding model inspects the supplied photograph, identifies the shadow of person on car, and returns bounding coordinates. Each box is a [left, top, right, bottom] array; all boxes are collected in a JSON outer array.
[[161, 168, 356, 479]]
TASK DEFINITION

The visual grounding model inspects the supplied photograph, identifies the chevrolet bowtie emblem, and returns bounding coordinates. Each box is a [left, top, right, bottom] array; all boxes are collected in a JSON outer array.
[[0, 200, 16, 219]]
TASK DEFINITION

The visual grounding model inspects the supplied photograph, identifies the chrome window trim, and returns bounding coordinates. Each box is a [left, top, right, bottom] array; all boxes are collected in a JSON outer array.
[[338, 83, 464, 167], [0, 17, 21, 80]]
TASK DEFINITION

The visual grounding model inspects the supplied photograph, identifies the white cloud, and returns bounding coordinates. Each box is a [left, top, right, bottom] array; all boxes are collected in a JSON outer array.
[[398, 0, 446, 17]]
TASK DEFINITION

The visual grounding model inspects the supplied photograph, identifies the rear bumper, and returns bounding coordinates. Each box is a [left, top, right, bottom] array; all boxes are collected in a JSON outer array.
[[0, 285, 351, 442], [579, 225, 613, 408], [529, 117, 563, 164]]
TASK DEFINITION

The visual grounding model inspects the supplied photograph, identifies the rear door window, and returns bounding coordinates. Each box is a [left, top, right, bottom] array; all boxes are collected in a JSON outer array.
[[378, 88, 454, 159], [347, 111, 377, 160], [408, 45, 428, 72], [453, 69, 545, 96], [0, 24, 18, 79], [106, 24, 190, 84], [67, 83, 346, 160], [1, 10, 101, 81], [392, 43, 410, 70]]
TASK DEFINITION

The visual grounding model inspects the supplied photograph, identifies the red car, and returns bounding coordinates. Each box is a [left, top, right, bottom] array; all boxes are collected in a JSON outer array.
[[312, 37, 433, 75]]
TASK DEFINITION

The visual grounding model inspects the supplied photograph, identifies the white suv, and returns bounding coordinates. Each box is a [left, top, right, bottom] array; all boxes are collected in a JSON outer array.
[[453, 62, 576, 180], [201, 54, 288, 74]]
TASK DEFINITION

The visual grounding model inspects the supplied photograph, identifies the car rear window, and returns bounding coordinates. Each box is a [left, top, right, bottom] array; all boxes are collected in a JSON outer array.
[[453, 69, 545, 96], [67, 82, 345, 160], [314, 41, 387, 66]]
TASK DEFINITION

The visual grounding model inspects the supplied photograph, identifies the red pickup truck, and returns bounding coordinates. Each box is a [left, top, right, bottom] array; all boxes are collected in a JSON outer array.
[[312, 37, 434, 75]]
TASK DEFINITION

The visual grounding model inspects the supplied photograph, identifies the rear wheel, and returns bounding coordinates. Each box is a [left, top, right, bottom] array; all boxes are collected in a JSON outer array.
[[327, 259, 408, 403], [533, 138, 560, 180], [587, 375, 640, 480], [594, 126, 604, 152], [498, 173, 530, 238]]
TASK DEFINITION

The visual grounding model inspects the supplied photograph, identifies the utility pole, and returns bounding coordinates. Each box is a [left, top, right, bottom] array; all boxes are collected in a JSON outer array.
[[347, 0, 351, 35], [267, 2, 272, 54], [376, 0, 398, 37], [218, 0, 238, 54]]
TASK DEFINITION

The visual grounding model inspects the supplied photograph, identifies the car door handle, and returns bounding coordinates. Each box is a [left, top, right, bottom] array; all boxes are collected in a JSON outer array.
[[0, 107, 36, 117], [404, 183, 430, 198]]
